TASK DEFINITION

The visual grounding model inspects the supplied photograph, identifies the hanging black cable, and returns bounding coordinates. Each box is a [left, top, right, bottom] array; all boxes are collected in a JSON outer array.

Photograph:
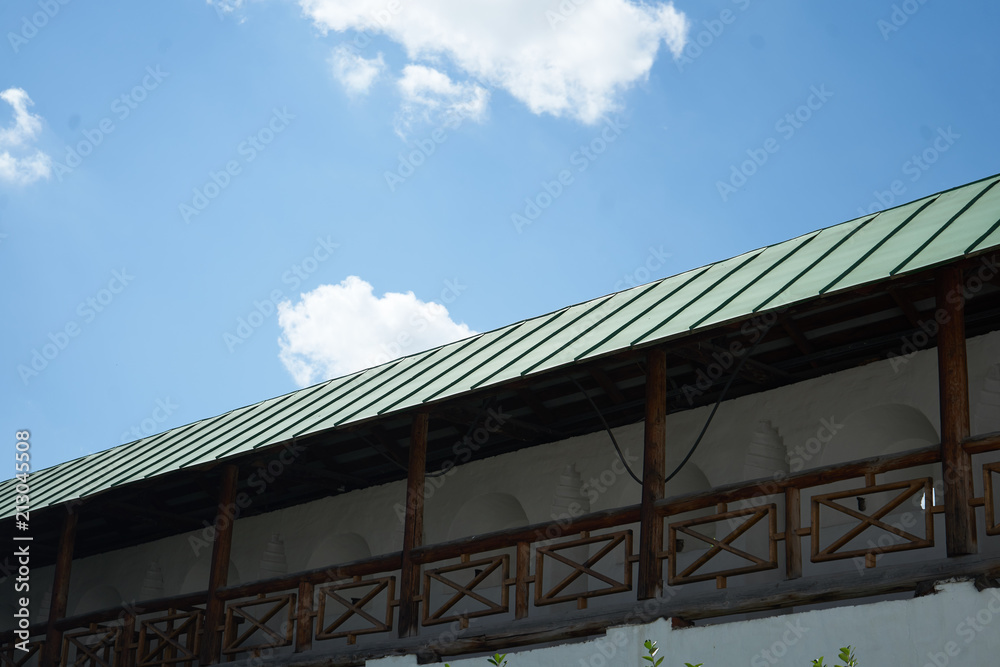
[[571, 377, 643, 484], [664, 319, 778, 485]]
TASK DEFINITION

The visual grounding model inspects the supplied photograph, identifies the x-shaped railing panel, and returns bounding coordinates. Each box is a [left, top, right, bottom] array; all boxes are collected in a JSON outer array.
[[667, 505, 778, 586], [136, 610, 202, 666], [62, 624, 121, 667], [535, 531, 632, 606], [811, 478, 933, 562], [422, 555, 509, 625], [1, 639, 42, 667], [316, 577, 395, 643], [222, 594, 294, 656]]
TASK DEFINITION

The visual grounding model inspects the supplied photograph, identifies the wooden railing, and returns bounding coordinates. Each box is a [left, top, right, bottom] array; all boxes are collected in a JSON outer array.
[[4, 434, 999, 667]]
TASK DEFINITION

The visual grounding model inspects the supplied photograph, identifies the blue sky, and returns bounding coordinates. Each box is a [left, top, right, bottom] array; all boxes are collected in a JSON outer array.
[[1, 0, 998, 472]]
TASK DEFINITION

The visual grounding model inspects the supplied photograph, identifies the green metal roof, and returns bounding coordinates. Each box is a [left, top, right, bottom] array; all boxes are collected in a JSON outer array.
[[6, 173, 1000, 519]]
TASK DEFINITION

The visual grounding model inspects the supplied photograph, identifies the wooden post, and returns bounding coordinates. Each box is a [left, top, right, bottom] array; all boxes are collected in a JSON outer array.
[[398, 413, 428, 638], [515, 541, 530, 620], [638, 348, 667, 600], [201, 464, 239, 664], [936, 267, 977, 556], [294, 581, 314, 652], [40, 508, 77, 667], [784, 487, 802, 579]]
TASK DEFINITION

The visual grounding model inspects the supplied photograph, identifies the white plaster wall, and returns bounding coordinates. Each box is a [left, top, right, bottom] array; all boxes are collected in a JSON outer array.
[[43, 329, 1000, 614], [385, 581, 1000, 667]]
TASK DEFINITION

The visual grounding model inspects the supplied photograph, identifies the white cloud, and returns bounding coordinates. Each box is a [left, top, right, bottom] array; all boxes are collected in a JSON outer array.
[[277, 275, 476, 386], [298, 0, 689, 124], [395, 65, 488, 136], [330, 45, 386, 95], [0, 88, 51, 186]]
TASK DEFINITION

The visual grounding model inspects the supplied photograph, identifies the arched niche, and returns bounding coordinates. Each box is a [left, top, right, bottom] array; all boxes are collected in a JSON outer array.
[[305, 533, 372, 570], [818, 404, 939, 466], [446, 493, 529, 541]]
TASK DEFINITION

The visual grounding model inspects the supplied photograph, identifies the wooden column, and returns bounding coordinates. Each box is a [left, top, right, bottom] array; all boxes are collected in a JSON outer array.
[[201, 464, 239, 664], [936, 267, 977, 556], [294, 581, 314, 652], [784, 487, 802, 579], [40, 508, 77, 667], [638, 348, 667, 600], [398, 413, 428, 638]]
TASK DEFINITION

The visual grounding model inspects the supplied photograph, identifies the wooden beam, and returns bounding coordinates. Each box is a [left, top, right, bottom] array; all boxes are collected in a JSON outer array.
[[201, 464, 239, 664], [277, 463, 368, 489], [40, 508, 77, 667], [398, 412, 428, 638], [888, 286, 922, 328], [368, 425, 409, 470], [698, 341, 789, 381], [589, 368, 625, 405], [517, 388, 554, 423], [638, 348, 667, 599], [936, 267, 977, 556], [965, 431, 1000, 455], [102, 500, 203, 532], [437, 405, 558, 443]]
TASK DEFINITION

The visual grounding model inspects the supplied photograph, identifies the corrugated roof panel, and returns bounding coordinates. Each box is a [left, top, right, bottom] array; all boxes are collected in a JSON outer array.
[[587, 245, 792, 355], [456, 294, 623, 393], [422, 309, 570, 400], [970, 223, 1000, 254], [569, 250, 760, 356], [693, 216, 875, 330], [5, 173, 1000, 519], [512, 282, 667, 377], [35, 413, 227, 505], [822, 183, 990, 294], [761, 199, 932, 310], [335, 324, 524, 423], [284, 349, 447, 438], [370, 318, 550, 415], [894, 178, 1000, 275], [143, 380, 340, 476]]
